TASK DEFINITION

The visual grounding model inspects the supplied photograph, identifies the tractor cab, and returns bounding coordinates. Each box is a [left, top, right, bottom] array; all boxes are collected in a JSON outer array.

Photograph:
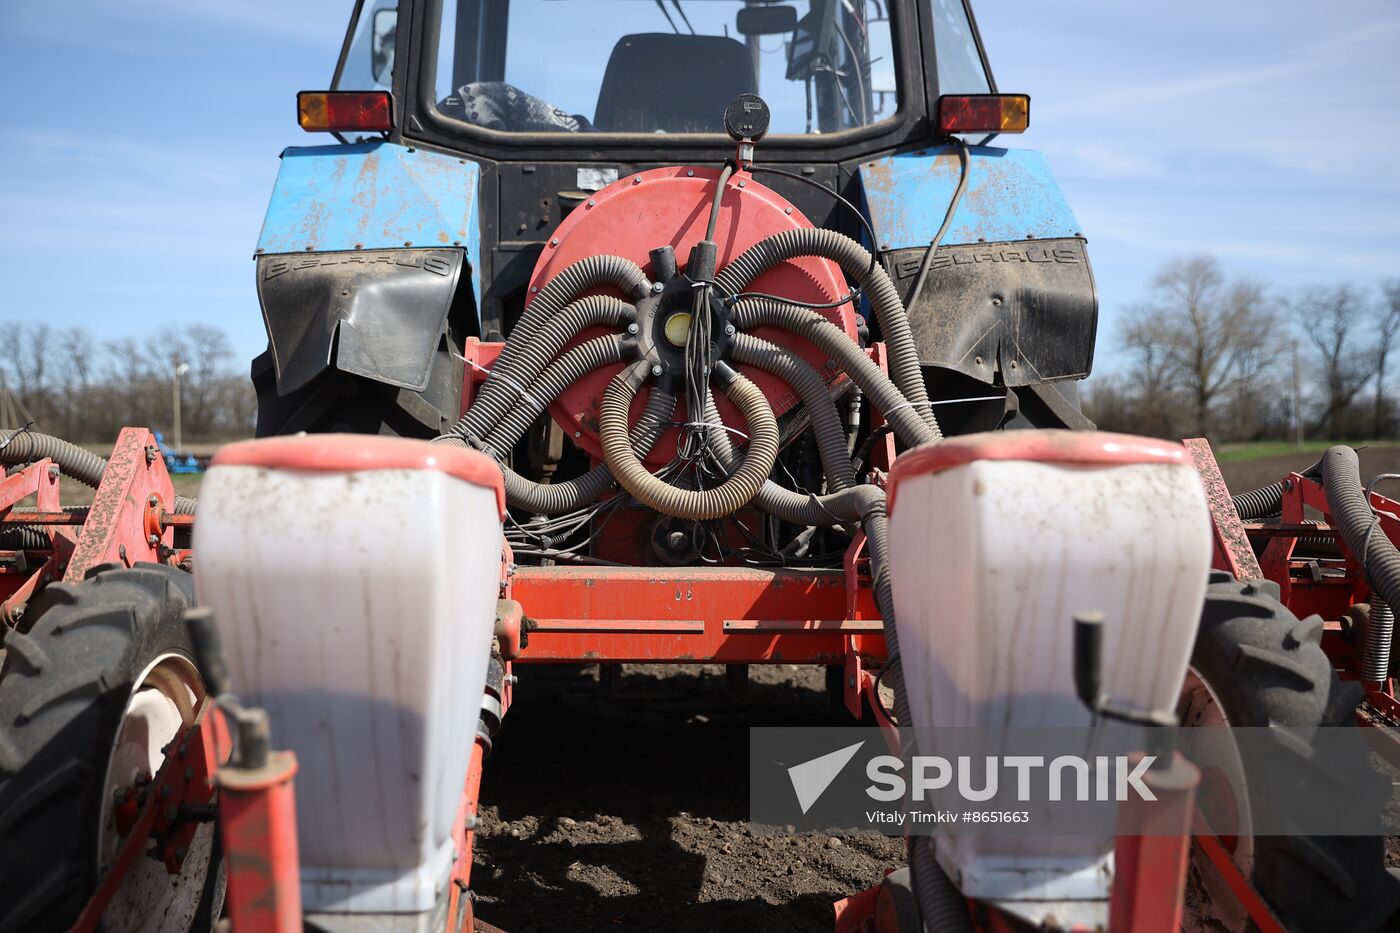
[[254, 0, 1089, 445]]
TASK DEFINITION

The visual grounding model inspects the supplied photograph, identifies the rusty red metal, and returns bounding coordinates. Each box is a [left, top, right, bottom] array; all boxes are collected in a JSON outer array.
[[511, 566, 885, 663], [1192, 812, 1287, 933], [64, 428, 174, 582], [66, 707, 225, 933], [446, 738, 489, 933], [1110, 752, 1198, 933], [218, 749, 303, 933], [1183, 438, 1263, 582]]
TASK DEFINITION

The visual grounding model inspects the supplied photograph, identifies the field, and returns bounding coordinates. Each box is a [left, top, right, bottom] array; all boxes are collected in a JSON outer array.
[[1215, 442, 1400, 495]]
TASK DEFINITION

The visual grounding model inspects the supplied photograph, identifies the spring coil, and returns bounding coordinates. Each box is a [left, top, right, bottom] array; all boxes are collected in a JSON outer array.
[[1365, 599, 1394, 684]]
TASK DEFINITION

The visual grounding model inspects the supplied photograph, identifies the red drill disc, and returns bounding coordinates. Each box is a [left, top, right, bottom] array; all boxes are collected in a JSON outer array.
[[528, 166, 857, 468]]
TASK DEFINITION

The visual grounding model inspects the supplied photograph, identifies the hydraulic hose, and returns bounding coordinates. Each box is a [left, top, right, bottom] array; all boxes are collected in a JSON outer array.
[[495, 387, 677, 515], [508, 254, 650, 345], [732, 298, 940, 447], [1232, 458, 1321, 520], [730, 332, 855, 491], [450, 295, 636, 443], [0, 431, 197, 514], [1321, 446, 1398, 682], [713, 227, 937, 435], [699, 403, 835, 526], [0, 526, 51, 550], [601, 361, 778, 521], [482, 333, 632, 457]]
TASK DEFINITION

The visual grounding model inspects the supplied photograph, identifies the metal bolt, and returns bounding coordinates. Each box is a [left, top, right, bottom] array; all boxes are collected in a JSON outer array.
[[651, 281, 664, 293], [148, 534, 159, 547], [47, 464, 59, 479], [651, 364, 664, 376], [574, 431, 582, 438], [148, 495, 159, 507], [550, 238, 559, 246], [145, 446, 158, 465], [724, 324, 736, 336], [686, 170, 694, 177], [784, 207, 793, 215], [587, 199, 596, 207], [667, 531, 688, 551], [627, 322, 639, 334], [632, 176, 641, 185], [737, 179, 746, 188]]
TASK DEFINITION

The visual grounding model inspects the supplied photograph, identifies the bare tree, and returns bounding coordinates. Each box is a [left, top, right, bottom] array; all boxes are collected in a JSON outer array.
[[1378, 280, 1400, 437], [1291, 285, 1373, 438], [1118, 256, 1279, 438]]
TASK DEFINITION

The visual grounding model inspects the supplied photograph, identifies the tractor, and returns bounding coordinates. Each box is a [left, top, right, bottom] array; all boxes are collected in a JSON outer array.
[[2, 0, 1399, 931]]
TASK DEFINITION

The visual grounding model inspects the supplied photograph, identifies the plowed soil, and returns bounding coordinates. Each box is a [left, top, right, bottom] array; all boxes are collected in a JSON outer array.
[[1218, 445, 1400, 495], [470, 663, 904, 932]]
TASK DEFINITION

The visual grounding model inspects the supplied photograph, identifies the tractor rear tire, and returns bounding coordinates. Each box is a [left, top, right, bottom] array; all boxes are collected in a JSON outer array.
[[251, 333, 466, 439], [1185, 573, 1400, 933], [0, 563, 223, 933]]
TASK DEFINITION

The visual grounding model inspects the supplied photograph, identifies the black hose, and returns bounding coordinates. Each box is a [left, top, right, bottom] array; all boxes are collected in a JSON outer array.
[[0, 430, 197, 514], [1232, 458, 1321, 521], [1233, 482, 1285, 521], [449, 295, 636, 443], [0, 526, 51, 550], [730, 332, 855, 491], [601, 362, 778, 520], [491, 387, 677, 516], [705, 163, 736, 241], [713, 227, 938, 435], [482, 333, 631, 457], [732, 298, 940, 447], [1321, 446, 1398, 682]]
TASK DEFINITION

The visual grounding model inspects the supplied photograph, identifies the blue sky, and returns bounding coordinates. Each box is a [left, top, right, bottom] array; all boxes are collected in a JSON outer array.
[[2, 1, 1397, 376]]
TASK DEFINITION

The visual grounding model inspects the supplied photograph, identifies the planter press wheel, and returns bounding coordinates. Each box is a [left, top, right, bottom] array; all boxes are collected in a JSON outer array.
[[1180, 573, 1399, 933], [0, 564, 223, 933]]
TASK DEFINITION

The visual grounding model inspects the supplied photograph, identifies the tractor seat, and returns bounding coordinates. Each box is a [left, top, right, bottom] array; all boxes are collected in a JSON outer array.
[[593, 33, 757, 133]]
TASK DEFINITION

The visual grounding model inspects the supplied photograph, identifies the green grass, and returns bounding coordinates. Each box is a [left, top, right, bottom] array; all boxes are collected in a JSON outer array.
[[1212, 439, 1389, 464]]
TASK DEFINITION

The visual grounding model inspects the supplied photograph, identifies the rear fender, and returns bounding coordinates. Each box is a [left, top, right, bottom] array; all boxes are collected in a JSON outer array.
[[257, 249, 463, 394], [253, 140, 482, 395]]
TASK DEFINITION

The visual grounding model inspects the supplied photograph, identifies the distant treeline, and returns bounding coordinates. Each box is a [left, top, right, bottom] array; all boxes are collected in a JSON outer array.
[[0, 323, 256, 444], [1085, 257, 1400, 443], [4, 258, 1397, 448]]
